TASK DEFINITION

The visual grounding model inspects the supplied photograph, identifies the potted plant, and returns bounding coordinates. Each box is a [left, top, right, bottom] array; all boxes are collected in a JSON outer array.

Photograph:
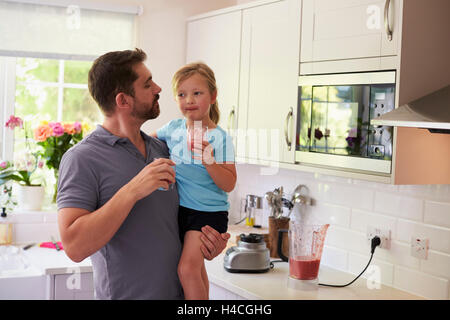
[[2, 116, 45, 210]]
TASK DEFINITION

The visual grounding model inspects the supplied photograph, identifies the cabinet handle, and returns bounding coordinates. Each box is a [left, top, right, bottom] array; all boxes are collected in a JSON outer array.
[[384, 0, 393, 41], [227, 106, 235, 134], [284, 107, 293, 151]]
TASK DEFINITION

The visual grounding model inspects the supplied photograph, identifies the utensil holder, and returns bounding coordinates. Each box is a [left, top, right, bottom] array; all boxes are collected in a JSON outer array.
[[268, 216, 289, 258]]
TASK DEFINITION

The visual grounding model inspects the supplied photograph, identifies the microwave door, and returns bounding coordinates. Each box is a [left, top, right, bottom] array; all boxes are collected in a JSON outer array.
[[310, 85, 370, 157]]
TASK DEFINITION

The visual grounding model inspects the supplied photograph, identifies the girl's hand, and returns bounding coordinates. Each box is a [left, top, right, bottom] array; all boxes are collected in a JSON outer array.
[[191, 140, 215, 166]]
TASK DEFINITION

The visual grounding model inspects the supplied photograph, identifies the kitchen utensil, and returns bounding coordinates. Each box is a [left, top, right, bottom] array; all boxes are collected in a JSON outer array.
[[278, 223, 329, 290], [265, 186, 294, 219], [22, 243, 35, 250], [224, 233, 271, 273], [40, 241, 64, 250], [268, 216, 289, 258], [51, 236, 62, 251]]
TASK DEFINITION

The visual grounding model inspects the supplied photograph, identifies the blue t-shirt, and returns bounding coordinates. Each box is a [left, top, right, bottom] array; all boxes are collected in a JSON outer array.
[[157, 118, 235, 212]]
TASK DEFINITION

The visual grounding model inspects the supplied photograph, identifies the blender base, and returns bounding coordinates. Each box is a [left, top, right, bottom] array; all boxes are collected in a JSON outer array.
[[287, 276, 319, 291]]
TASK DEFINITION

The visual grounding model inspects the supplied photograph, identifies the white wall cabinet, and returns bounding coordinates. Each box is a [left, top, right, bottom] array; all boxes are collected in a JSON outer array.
[[300, 0, 401, 74], [237, 0, 301, 164], [187, 0, 301, 164], [186, 11, 242, 142]]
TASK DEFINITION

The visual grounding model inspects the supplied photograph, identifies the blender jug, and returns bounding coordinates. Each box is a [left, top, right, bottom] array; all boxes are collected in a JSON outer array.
[[278, 223, 329, 288]]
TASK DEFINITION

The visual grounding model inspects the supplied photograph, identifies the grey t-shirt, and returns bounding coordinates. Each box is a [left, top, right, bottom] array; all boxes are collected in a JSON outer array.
[[57, 125, 183, 299]]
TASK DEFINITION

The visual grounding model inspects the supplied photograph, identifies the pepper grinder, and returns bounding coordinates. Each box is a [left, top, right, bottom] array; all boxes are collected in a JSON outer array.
[[245, 194, 263, 228]]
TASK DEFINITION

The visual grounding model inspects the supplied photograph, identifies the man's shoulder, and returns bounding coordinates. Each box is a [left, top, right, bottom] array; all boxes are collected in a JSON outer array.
[[147, 133, 170, 153], [60, 134, 102, 165]]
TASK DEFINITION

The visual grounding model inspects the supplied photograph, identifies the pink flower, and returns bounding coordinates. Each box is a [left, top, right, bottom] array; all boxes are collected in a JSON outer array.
[[0, 161, 8, 169], [37, 160, 44, 169], [74, 121, 82, 133], [5, 115, 23, 130], [49, 122, 64, 137]]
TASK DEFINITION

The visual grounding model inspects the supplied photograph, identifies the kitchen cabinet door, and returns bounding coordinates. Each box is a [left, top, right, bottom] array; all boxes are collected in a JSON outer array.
[[52, 272, 94, 300], [238, 0, 301, 163], [301, 0, 400, 63], [186, 11, 242, 144]]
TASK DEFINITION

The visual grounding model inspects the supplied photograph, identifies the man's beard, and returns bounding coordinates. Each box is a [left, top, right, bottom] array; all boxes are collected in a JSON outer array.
[[131, 96, 160, 120]]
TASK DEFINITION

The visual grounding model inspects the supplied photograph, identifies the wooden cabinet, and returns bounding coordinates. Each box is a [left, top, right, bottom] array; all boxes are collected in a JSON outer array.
[[187, 0, 301, 164], [300, 0, 401, 74], [186, 10, 242, 143]]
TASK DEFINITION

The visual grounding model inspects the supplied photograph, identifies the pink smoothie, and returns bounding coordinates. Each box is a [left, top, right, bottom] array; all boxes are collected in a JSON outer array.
[[289, 256, 321, 280]]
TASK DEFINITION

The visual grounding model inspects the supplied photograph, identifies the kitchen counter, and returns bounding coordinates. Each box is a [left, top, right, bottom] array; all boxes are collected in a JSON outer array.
[[3, 225, 424, 300], [23, 245, 92, 275], [0, 245, 92, 278], [206, 225, 424, 300]]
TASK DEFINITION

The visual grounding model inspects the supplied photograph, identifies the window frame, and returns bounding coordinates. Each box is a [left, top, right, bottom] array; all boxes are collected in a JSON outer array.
[[1, 56, 97, 162], [0, 57, 17, 162]]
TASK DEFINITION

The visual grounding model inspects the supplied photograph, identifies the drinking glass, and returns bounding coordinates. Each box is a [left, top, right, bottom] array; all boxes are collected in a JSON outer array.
[[187, 125, 209, 161], [154, 156, 176, 191]]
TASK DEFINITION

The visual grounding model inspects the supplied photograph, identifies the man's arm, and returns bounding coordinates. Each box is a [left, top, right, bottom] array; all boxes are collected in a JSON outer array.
[[58, 158, 176, 262]]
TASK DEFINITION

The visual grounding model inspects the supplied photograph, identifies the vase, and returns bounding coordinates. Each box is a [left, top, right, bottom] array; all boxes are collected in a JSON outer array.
[[16, 185, 45, 211], [52, 169, 59, 203]]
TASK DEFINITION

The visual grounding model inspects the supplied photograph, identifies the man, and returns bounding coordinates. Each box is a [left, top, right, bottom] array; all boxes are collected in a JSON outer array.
[[57, 48, 230, 299]]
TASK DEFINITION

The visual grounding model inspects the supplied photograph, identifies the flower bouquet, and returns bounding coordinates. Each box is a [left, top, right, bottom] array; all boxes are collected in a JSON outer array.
[[34, 121, 87, 202]]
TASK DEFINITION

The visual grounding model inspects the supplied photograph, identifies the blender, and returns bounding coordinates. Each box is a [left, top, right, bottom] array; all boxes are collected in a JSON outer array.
[[278, 223, 329, 290]]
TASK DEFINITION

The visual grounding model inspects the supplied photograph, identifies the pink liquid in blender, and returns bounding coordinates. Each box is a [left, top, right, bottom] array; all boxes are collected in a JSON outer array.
[[289, 256, 321, 280]]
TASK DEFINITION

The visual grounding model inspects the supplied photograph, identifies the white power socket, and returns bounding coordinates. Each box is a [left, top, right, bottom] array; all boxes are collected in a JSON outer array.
[[366, 226, 391, 249], [411, 237, 429, 259]]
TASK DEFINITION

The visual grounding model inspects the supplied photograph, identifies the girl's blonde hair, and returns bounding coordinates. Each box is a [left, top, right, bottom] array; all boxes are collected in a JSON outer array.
[[172, 62, 220, 125]]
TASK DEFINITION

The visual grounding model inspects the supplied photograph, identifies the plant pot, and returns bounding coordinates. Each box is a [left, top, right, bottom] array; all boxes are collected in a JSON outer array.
[[16, 185, 45, 211]]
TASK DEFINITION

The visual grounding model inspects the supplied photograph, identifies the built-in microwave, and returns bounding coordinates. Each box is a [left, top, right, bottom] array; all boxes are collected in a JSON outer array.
[[296, 71, 396, 174]]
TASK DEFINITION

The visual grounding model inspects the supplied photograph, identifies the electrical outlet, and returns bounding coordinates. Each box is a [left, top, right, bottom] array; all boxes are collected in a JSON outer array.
[[366, 226, 391, 249], [411, 237, 429, 259]]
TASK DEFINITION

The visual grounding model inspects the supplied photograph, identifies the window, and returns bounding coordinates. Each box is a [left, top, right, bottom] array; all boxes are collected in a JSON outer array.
[[0, 0, 140, 208], [1, 56, 103, 198]]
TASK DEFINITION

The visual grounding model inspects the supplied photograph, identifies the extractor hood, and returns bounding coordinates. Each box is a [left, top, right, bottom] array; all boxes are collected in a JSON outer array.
[[371, 85, 450, 133]]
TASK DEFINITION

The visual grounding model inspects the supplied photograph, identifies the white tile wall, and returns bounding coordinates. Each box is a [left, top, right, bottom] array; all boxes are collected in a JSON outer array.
[[230, 163, 450, 300], [2, 211, 60, 244]]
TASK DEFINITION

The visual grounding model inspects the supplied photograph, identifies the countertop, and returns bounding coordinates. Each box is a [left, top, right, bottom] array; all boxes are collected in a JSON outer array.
[[23, 246, 92, 275], [5, 226, 423, 299], [0, 245, 93, 278], [206, 225, 424, 300]]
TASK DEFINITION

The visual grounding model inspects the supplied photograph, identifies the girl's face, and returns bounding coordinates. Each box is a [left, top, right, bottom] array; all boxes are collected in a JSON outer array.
[[175, 73, 216, 125]]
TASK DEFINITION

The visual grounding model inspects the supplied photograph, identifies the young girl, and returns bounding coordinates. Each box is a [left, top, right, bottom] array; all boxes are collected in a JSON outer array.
[[154, 62, 236, 299]]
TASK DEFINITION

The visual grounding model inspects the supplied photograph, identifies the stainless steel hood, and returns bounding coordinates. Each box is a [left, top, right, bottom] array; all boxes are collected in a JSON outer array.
[[371, 85, 450, 133]]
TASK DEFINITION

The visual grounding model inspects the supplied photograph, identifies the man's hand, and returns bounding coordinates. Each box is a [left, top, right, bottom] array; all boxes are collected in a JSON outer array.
[[127, 158, 175, 200], [200, 225, 230, 260]]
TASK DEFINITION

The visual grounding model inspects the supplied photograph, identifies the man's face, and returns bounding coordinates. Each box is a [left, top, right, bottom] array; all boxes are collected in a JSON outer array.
[[130, 62, 162, 120]]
